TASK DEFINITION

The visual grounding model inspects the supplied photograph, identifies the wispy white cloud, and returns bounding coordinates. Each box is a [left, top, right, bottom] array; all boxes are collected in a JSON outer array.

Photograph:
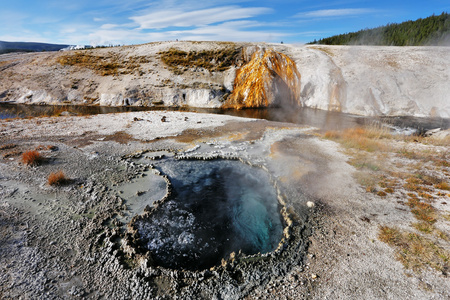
[[86, 18, 287, 45], [0, 1, 445, 45], [84, 4, 281, 45], [0, 10, 27, 28], [296, 8, 375, 18], [87, 29, 151, 46], [171, 21, 286, 41], [100, 24, 121, 30], [296, 31, 328, 37], [130, 5, 272, 29], [60, 27, 78, 34]]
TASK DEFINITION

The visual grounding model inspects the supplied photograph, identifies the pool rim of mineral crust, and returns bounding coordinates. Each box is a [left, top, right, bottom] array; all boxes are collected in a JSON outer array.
[[124, 155, 297, 272]]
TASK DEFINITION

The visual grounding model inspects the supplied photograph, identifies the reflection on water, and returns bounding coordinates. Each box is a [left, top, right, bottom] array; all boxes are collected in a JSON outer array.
[[219, 107, 450, 133], [220, 107, 368, 131], [0, 103, 172, 119], [1, 102, 448, 133]]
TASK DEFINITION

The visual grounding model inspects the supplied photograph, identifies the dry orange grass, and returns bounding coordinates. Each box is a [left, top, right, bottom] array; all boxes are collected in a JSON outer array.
[[418, 192, 434, 201], [322, 120, 450, 275], [309, 46, 336, 57], [0, 144, 17, 151], [412, 222, 434, 234], [159, 46, 240, 74], [48, 171, 67, 186], [324, 126, 391, 152], [0, 60, 12, 67], [403, 177, 425, 192], [35, 145, 58, 151], [426, 135, 450, 147], [57, 51, 150, 76], [407, 197, 437, 224], [3, 150, 22, 159], [21, 150, 42, 166], [378, 226, 450, 273], [433, 159, 449, 168], [435, 182, 450, 191]]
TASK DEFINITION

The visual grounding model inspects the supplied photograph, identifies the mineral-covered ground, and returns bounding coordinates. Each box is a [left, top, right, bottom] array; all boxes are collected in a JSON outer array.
[[0, 111, 449, 299]]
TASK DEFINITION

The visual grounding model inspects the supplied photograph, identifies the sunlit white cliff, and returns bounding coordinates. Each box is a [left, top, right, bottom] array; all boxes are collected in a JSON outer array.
[[283, 45, 450, 118], [0, 42, 448, 117]]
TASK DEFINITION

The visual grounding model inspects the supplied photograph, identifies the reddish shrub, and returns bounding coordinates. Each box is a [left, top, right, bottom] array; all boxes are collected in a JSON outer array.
[[48, 171, 67, 186], [21, 150, 42, 166]]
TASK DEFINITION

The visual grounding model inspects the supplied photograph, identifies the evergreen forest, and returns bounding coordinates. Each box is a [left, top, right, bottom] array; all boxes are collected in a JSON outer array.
[[309, 12, 449, 46]]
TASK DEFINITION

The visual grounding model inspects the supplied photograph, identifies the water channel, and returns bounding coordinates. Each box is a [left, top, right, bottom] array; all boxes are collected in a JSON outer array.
[[1, 102, 449, 133]]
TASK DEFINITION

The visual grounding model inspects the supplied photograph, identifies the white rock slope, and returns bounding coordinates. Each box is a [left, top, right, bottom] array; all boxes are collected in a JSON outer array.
[[0, 42, 448, 117], [281, 45, 450, 117]]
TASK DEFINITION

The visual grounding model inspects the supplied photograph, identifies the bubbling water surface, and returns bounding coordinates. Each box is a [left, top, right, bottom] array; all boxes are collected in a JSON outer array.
[[134, 159, 283, 270]]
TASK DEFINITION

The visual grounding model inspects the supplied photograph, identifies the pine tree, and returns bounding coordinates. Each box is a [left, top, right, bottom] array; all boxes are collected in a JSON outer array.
[[308, 12, 449, 46]]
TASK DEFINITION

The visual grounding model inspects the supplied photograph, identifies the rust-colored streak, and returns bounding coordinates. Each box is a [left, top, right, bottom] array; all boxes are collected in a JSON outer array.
[[224, 48, 302, 109]]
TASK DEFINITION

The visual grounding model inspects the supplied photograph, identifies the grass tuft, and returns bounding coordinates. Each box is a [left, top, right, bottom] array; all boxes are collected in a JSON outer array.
[[435, 182, 450, 191], [21, 150, 42, 166], [323, 121, 450, 276], [408, 199, 437, 224], [412, 222, 434, 234], [48, 171, 68, 186], [0, 144, 17, 151], [418, 192, 434, 201], [3, 150, 22, 159], [377, 191, 387, 197], [323, 126, 391, 152], [404, 177, 425, 192], [379, 226, 402, 244], [159, 46, 241, 74], [57, 51, 150, 76], [348, 156, 381, 171], [379, 226, 450, 273], [434, 159, 449, 167]]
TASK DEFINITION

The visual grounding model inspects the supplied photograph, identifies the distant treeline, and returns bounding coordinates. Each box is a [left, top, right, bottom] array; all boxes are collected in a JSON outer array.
[[0, 48, 35, 54], [310, 12, 449, 46], [0, 41, 70, 54]]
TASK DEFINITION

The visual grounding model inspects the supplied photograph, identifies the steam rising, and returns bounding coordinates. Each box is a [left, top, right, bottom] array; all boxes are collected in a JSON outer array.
[[134, 159, 283, 270]]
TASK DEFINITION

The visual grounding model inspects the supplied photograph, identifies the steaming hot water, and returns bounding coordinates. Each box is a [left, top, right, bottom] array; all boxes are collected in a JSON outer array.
[[131, 159, 283, 270], [1, 103, 448, 133]]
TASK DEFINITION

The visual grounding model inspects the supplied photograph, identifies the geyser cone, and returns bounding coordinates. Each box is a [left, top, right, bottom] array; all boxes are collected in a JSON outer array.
[[224, 48, 302, 109]]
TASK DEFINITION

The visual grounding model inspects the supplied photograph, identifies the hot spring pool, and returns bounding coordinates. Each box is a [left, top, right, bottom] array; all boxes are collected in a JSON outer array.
[[131, 159, 284, 270]]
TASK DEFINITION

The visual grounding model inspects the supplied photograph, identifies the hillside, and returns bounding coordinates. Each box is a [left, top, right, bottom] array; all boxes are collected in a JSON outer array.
[[0, 41, 449, 117], [0, 41, 70, 54], [310, 12, 450, 46]]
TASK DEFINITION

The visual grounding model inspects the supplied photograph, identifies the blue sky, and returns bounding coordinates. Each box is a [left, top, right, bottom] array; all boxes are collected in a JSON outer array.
[[1, 0, 448, 45]]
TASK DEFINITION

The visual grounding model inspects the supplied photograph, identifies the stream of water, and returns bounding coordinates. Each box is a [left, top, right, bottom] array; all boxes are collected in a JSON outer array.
[[1, 102, 449, 133]]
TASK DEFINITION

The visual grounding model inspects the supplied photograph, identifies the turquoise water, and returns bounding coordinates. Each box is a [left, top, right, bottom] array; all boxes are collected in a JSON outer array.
[[134, 159, 283, 270]]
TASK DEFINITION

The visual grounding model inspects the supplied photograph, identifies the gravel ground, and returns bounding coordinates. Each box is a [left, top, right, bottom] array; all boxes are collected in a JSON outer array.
[[0, 111, 448, 299]]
